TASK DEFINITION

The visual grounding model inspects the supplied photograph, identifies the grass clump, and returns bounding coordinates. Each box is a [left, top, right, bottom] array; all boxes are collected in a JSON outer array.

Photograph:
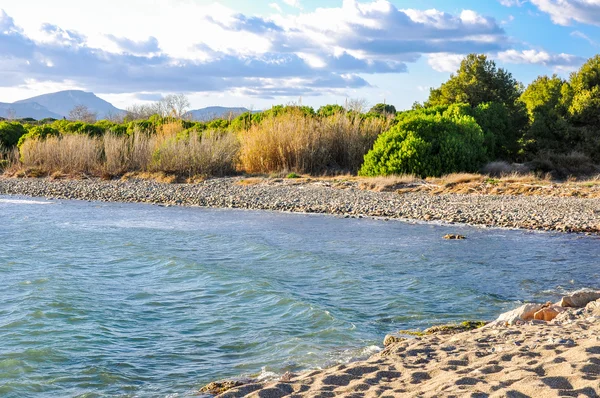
[[239, 110, 389, 175], [17, 129, 239, 179]]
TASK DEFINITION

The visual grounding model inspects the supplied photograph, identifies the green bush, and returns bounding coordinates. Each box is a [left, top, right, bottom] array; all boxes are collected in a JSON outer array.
[[359, 111, 486, 177], [17, 125, 60, 148], [0, 122, 27, 147], [94, 120, 128, 136], [369, 103, 396, 116], [127, 120, 156, 135], [206, 119, 230, 130], [317, 104, 345, 117]]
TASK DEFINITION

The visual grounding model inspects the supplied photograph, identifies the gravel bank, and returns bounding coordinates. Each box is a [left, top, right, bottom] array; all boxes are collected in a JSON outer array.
[[1, 177, 599, 233]]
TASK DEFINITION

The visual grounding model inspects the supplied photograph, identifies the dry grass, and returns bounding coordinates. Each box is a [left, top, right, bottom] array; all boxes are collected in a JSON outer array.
[[236, 178, 265, 186], [12, 129, 240, 179], [150, 131, 240, 176], [20, 135, 102, 175], [239, 111, 389, 174], [432, 173, 485, 187], [0, 145, 19, 172], [359, 174, 421, 192]]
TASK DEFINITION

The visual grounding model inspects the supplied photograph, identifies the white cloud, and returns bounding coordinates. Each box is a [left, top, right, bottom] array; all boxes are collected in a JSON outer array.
[[530, 0, 600, 26], [283, 0, 302, 9], [269, 3, 283, 13], [498, 0, 526, 6], [571, 30, 598, 46], [497, 49, 584, 70], [0, 1, 511, 100], [427, 53, 465, 72]]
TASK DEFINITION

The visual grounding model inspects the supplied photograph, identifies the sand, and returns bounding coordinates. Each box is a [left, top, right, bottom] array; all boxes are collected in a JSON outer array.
[[214, 299, 600, 397]]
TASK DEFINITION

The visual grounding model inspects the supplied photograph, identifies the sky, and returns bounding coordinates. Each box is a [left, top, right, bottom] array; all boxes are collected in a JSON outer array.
[[0, 0, 599, 111]]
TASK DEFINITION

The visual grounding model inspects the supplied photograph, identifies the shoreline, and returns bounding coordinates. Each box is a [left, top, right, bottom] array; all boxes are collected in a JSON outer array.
[[1, 176, 600, 234], [209, 292, 600, 397], [3, 176, 599, 396]]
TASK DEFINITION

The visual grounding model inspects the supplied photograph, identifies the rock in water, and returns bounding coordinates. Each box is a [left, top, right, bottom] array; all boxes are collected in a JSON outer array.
[[443, 234, 466, 240], [559, 291, 600, 308]]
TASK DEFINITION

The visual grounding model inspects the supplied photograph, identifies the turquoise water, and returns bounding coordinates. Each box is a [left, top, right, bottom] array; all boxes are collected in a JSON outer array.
[[1, 196, 599, 397]]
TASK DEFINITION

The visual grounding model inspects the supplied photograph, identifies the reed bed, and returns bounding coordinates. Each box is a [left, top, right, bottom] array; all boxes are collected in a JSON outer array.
[[239, 111, 390, 174], [17, 128, 239, 178]]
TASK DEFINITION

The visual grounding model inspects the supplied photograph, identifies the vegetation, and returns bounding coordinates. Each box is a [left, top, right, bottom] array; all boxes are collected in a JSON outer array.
[[4, 53, 600, 179], [239, 109, 390, 175], [0, 122, 27, 148], [360, 107, 486, 177], [19, 125, 239, 178]]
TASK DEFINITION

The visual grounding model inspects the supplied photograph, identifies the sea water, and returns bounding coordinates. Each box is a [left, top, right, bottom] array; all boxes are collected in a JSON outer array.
[[1, 196, 599, 397]]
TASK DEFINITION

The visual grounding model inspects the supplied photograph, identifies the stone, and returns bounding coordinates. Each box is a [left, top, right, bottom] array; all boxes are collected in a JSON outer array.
[[585, 299, 600, 316], [384, 334, 407, 346], [533, 305, 564, 322], [279, 372, 295, 382], [199, 379, 256, 395], [443, 234, 466, 240], [491, 303, 545, 326], [559, 291, 600, 308]]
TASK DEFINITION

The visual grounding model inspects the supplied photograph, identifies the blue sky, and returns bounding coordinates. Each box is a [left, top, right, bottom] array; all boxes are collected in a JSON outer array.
[[0, 0, 599, 111]]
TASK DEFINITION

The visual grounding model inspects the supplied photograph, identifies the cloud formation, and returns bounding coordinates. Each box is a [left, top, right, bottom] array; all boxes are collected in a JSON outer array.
[[497, 49, 584, 69], [528, 0, 600, 26], [0, 2, 582, 99]]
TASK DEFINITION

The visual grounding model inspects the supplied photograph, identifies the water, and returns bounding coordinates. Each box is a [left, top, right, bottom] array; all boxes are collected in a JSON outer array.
[[0, 196, 599, 397]]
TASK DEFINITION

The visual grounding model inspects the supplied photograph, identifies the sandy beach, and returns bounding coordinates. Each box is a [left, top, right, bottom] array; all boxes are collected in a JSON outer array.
[[211, 294, 600, 397]]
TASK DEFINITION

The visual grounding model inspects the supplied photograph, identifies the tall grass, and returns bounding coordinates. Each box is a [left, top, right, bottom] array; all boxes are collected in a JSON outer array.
[[18, 128, 239, 178], [0, 144, 19, 172], [239, 111, 390, 174], [20, 135, 102, 174]]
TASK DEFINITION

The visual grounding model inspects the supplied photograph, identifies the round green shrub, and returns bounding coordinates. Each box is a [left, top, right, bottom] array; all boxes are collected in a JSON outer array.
[[0, 122, 27, 148], [359, 112, 486, 177]]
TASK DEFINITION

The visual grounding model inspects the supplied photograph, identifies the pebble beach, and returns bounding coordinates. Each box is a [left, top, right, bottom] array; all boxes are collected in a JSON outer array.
[[1, 176, 600, 233]]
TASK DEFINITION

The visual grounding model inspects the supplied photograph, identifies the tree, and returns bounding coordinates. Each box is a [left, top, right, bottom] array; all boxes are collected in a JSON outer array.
[[427, 54, 527, 160], [520, 75, 572, 156], [427, 54, 523, 108], [369, 103, 396, 116], [5, 108, 16, 121], [69, 105, 97, 123], [520, 75, 568, 121], [125, 104, 157, 121], [566, 55, 600, 127], [346, 98, 369, 113], [162, 94, 190, 119]]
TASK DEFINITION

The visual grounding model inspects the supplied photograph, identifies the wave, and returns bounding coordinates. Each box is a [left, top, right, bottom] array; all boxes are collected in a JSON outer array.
[[0, 198, 53, 205]]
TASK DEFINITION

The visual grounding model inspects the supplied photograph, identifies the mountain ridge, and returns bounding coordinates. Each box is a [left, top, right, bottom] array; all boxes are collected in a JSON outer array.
[[2, 90, 257, 121], [14, 90, 123, 119]]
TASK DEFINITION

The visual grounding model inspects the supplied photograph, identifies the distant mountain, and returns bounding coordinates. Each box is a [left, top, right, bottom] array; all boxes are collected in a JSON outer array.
[[4, 91, 257, 121], [15, 90, 124, 119], [187, 106, 251, 121], [0, 102, 62, 120]]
